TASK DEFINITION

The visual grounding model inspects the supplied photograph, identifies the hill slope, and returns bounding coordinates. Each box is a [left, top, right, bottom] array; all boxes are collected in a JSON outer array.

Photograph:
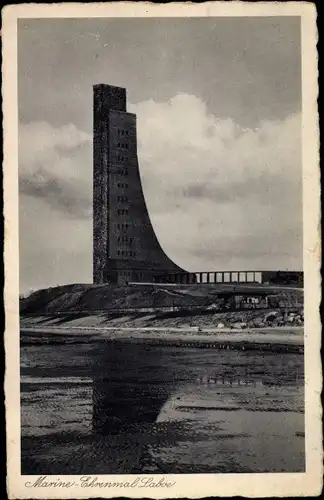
[[20, 283, 303, 315]]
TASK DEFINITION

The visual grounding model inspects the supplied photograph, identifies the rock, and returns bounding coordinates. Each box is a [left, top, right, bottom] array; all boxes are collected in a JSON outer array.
[[232, 322, 247, 329], [264, 311, 280, 322], [251, 318, 265, 328]]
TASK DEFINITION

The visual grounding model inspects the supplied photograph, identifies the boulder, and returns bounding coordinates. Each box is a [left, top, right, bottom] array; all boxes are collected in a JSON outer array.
[[232, 322, 247, 329], [264, 311, 280, 322]]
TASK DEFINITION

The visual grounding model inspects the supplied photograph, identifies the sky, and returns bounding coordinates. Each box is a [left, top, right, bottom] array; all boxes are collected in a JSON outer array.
[[18, 17, 302, 294]]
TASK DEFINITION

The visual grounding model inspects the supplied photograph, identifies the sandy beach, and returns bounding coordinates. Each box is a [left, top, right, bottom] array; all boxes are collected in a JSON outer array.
[[21, 324, 304, 353]]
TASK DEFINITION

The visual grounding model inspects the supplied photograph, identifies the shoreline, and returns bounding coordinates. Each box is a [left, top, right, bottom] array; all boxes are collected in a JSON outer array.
[[21, 325, 303, 332], [20, 325, 304, 350]]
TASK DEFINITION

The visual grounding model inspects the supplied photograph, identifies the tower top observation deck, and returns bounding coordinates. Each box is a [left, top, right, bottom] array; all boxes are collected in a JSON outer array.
[[93, 84, 127, 113]]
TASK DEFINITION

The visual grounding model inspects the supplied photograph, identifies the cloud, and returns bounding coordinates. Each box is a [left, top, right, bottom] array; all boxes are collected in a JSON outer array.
[[131, 94, 302, 271], [19, 121, 92, 218], [131, 94, 301, 204], [19, 94, 302, 291]]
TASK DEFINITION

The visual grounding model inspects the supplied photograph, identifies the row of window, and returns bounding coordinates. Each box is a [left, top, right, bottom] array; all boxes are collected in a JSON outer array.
[[117, 208, 129, 216], [118, 169, 128, 177], [117, 250, 136, 257], [118, 271, 132, 279], [117, 155, 127, 162], [118, 129, 129, 137], [117, 183, 128, 189], [117, 142, 129, 149], [118, 271, 145, 280], [117, 236, 133, 244], [117, 195, 128, 202], [117, 223, 128, 230]]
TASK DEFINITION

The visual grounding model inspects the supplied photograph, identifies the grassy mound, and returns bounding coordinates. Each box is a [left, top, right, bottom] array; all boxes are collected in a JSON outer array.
[[20, 283, 303, 315]]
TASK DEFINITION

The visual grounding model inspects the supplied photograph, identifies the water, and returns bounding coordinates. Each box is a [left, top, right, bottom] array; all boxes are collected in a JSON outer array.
[[20, 332, 305, 474]]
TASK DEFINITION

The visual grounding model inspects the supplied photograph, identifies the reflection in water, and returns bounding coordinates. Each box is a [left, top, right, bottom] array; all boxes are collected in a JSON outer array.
[[195, 366, 302, 387], [92, 341, 304, 435], [92, 342, 185, 434], [21, 336, 305, 473]]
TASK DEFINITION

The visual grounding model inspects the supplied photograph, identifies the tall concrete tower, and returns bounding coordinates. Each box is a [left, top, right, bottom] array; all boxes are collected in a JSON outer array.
[[93, 84, 184, 285]]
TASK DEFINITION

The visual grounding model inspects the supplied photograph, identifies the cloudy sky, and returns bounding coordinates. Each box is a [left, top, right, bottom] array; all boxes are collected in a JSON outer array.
[[18, 17, 302, 293]]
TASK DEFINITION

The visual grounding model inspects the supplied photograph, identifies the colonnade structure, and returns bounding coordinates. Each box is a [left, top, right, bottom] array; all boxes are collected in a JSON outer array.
[[154, 270, 303, 286], [154, 270, 262, 285]]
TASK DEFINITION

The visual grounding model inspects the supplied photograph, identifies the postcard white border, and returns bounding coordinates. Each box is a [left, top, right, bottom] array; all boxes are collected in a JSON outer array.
[[3, 2, 322, 498]]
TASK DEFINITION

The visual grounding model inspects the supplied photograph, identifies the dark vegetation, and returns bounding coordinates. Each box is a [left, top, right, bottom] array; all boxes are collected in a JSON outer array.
[[20, 283, 303, 315]]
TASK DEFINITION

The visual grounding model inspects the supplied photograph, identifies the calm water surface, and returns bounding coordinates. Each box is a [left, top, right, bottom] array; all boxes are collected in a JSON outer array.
[[21, 331, 305, 474]]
